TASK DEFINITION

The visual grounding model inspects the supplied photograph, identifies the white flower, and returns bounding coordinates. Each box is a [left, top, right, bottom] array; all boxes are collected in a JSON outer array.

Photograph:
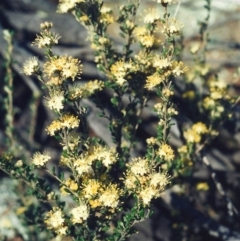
[[143, 9, 160, 24], [32, 151, 51, 166], [46, 91, 64, 112], [22, 57, 39, 75], [71, 204, 90, 224]]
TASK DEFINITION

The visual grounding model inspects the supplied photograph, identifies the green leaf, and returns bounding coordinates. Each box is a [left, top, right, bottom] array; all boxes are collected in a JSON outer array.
[[119, 32, 126, 39], [111, 97, 118, 105], [60, 172, 64, 181], [51, 166, 56, 175]]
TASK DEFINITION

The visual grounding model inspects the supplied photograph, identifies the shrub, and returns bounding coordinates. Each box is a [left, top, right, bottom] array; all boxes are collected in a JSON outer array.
[[1, 0, 239, 240]]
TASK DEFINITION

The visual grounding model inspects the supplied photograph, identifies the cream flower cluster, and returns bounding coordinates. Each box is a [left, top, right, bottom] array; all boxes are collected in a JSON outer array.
[[45, 208, 67, 236], [46, 114, 80, 136], [22, 23, 83, 85], [184, 122, 208, 143], [69, 80, 104, 100], [43, 56, 82, 82], [73, 145, 118, 176], [46, 90, 65, 112], [22, 57, 39, 76], [124, 157, 169, 206], [110, 59, 137, 86], [133, 52, 188, 90], [57, 0, 85, 13], [31, 151, 51, 166], [70, 204, 90, 224]]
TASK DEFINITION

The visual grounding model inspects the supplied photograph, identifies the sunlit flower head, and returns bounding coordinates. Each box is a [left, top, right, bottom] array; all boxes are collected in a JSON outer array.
[[46, 91, 64, 112], [203, 97, 215, 109], [154, 103, 163, 114], [22, 57, 39, 76], [45, 207, 65, 229], [192, 122, 208, 134], [125, 20, 135, 30], [99, 184, 120, 209], [184, 122, 208, 144], [134, 51, 152, 68], [146, 137, 158, 145], [158, 144, 174, 161], [46, 120, 62, 136], [110, 60, 135, 85], [79, 15, 89, 24], [133, 26, 148, 38], [57, 0, 85, 13], [178, 145, 188, 154], [74, 156, 93, 176], [43, 56, 82, 81], [100, 6, 112, 14], [139, 187, 158, 206], [100, 12, 114, 25], [149, 172, 169, 188], [70, 204, 90, 224], [65, 178, 78, 191], [40, 22, 53, 30], [152, 56, 172, 69], [196, 182, 209, 191], [98, 37, 110, 46], [56, 226, 68, 236], [162, 88, 174, 97], [145, 72, 164, 90], [32, 151, 51, 166], [46, 114, 80, 136], [139, 35, 155, 48], [134, 27, 158, 47], [183, 129, 201, 143], [61, 114, 79, 128], [209, 78, 227, 90], [161, 18, 183, 36], [143, 8, 160, 24], [190, 42, 201, 54], [91, 146, 118, 167], [127, 157, 149, 176], [32, 32, 61, 48], [83, 179, 102, 199], [172, 61, 188, 76], [69, 80, 104, 100], [210, 89, 223, 100], [124, 173, 138, 190], [89, 199, 102, 209]]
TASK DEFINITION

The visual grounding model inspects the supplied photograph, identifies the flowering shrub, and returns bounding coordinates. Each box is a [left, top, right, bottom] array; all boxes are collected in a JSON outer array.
[[0, 0, 239, 240]]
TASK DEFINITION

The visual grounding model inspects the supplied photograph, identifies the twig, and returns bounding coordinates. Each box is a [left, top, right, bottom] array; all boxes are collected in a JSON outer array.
[[202, 156, 239, 217], [163, 190, 240, 241], [173, 0, 182, 18]]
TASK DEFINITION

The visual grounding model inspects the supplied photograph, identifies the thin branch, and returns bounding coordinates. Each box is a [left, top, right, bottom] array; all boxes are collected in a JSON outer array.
[[173, 0, 182, 18], [163, 190, 240, 241], [202, 156, 239, 217]]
